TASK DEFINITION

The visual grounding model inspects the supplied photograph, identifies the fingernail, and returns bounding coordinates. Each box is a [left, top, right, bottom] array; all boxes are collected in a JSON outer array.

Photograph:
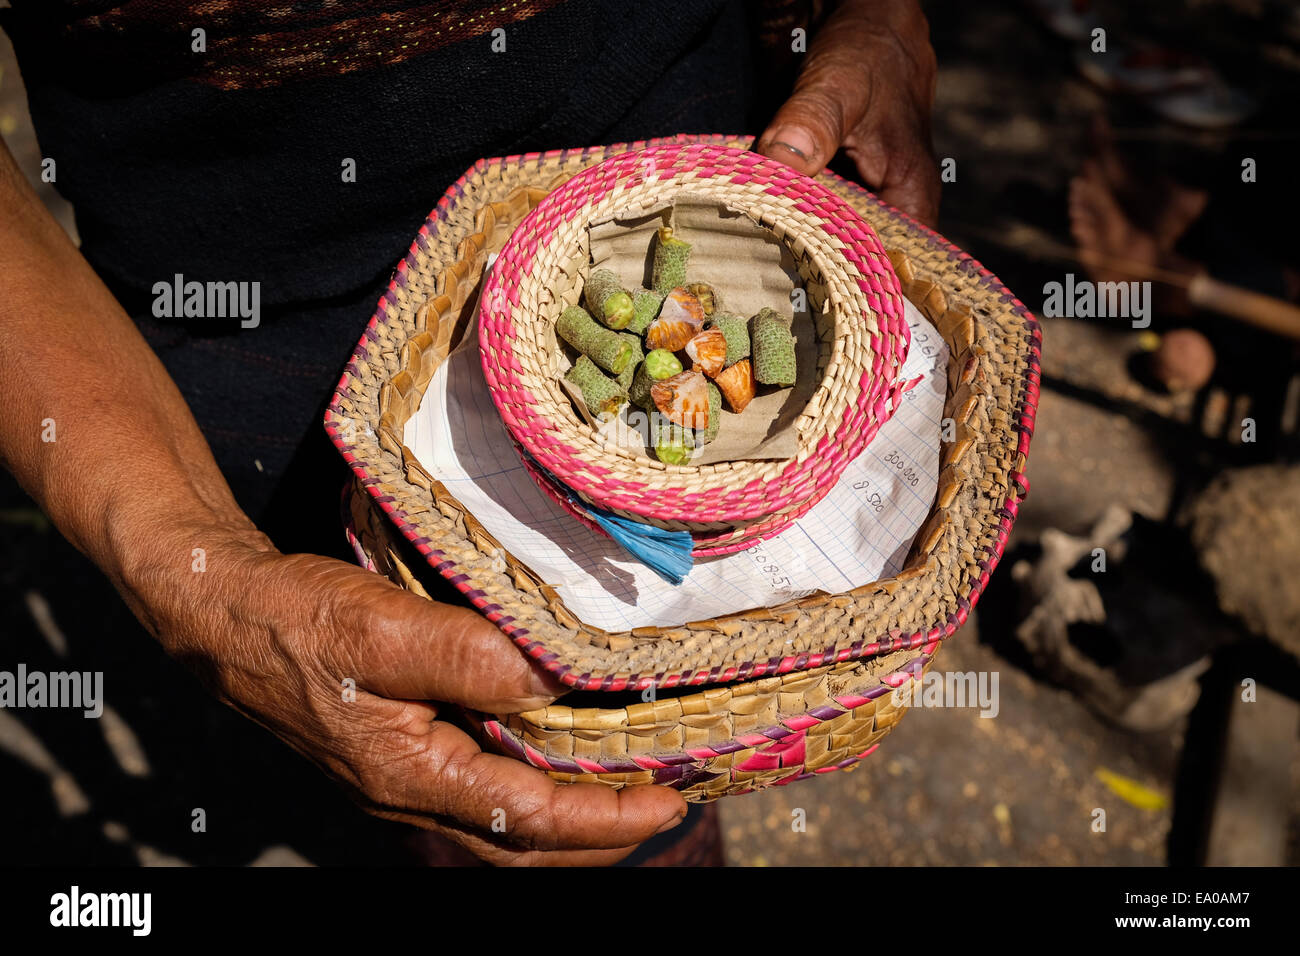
[[528, 666, 567, 698], [656, 811, 686, 835], [764, 127, 816, 163]]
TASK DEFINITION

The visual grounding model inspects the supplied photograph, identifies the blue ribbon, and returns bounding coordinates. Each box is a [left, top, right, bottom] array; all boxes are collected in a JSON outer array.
[[578, 502, 695, 585], [526, 455, 694, 584]]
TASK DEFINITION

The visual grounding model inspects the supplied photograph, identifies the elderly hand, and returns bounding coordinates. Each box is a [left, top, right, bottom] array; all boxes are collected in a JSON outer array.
[[757, 0, 941, 226], [131, 522, 688, 865]]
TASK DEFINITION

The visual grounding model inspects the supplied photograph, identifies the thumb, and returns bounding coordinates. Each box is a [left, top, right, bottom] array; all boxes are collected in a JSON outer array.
[[757, 62, 867, 176], [355, 595, 570, 712], [314, 558, 569, 711]]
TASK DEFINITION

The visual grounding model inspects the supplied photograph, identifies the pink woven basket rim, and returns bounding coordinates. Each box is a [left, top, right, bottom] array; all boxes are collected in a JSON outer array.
[[477, 143, 910, 526], [521, 444, 835, 557], [325, 133, 1042, 694], [474, 643, 935, 787], [517, 445, 795, 555]]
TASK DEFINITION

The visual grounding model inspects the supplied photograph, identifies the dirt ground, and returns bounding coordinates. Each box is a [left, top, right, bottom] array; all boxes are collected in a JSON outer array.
[[2, 0, 1297, 867]]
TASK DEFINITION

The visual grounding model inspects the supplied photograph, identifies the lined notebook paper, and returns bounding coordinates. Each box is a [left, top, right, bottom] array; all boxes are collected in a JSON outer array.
[[404, 263, 948, 631]]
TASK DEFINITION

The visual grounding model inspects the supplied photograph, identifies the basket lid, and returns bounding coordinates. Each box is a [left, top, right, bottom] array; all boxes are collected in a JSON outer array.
[[476, 144, 912, 534], [326, 134, 1041, 693]]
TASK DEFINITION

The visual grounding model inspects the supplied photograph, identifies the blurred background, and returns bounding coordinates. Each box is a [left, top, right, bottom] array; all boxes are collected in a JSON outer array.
[[2, 0, 1298, 866]]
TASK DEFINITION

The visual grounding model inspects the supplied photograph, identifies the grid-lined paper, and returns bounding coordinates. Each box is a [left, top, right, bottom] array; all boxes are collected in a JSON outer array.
[[404, 266, 948, 632]]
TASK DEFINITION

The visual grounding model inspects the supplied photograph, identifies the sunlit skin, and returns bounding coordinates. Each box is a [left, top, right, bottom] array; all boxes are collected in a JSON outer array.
[[757, 0, 941, 227]]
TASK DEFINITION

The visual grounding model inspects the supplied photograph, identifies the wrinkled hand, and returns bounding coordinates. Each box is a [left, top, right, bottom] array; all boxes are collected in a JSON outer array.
[[757, 0, 940, 226], [128, 524, 687, 865]]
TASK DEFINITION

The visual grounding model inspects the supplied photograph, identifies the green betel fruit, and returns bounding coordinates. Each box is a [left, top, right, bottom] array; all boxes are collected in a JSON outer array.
[[696, 382, 722, 445], [750, 307, 797, 386], [615, 332, 644, 391], [583, 268, 635, 330], [654, 417, 693, 466], [644, 348, 683, 381], [627, 288, 665, 335], [565, 355, 627, 418], [629, 362, 655, 411], [652, 226, 691, 295], [557, 305, 634, 374], [706, 311, 750, 368], [602, 291, 635, 329]]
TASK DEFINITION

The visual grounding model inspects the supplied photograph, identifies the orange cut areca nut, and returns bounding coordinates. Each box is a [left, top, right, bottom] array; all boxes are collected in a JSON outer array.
[[713, 358, 756, 414], [662, 287, 706, 323], [646, 287, 705, 351], [685, 328, 728, 377], [651, 369, 710, 430], [645, 317, 696, 352]]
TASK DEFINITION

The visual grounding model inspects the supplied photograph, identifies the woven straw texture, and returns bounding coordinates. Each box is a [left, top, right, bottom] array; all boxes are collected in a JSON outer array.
[[326, 134, 1040, 702], [478, 144, 911, 547], [344, 489, 939, 801]]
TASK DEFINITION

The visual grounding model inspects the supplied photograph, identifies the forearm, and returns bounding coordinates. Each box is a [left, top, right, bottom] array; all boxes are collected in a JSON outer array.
[[0, 140, 267, 605]]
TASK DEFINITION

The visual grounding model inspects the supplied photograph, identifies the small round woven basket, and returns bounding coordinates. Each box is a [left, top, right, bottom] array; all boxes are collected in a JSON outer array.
[[478, 144, 910, 550]]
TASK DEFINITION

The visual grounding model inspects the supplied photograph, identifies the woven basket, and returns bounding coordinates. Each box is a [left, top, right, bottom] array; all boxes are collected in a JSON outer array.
[[343, 488, 937, 798], [479, 144, 910, 551], [327, 134, 1041, 802]]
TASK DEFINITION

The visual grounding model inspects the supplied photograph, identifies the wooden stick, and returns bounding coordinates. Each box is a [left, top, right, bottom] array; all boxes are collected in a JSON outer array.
[[951, 221, 1300, 340], [1187, 273, 1300, 340]]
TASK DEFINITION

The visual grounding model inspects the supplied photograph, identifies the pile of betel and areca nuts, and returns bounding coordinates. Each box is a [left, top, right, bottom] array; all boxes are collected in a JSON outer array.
[[558, 225, 797, 464]]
